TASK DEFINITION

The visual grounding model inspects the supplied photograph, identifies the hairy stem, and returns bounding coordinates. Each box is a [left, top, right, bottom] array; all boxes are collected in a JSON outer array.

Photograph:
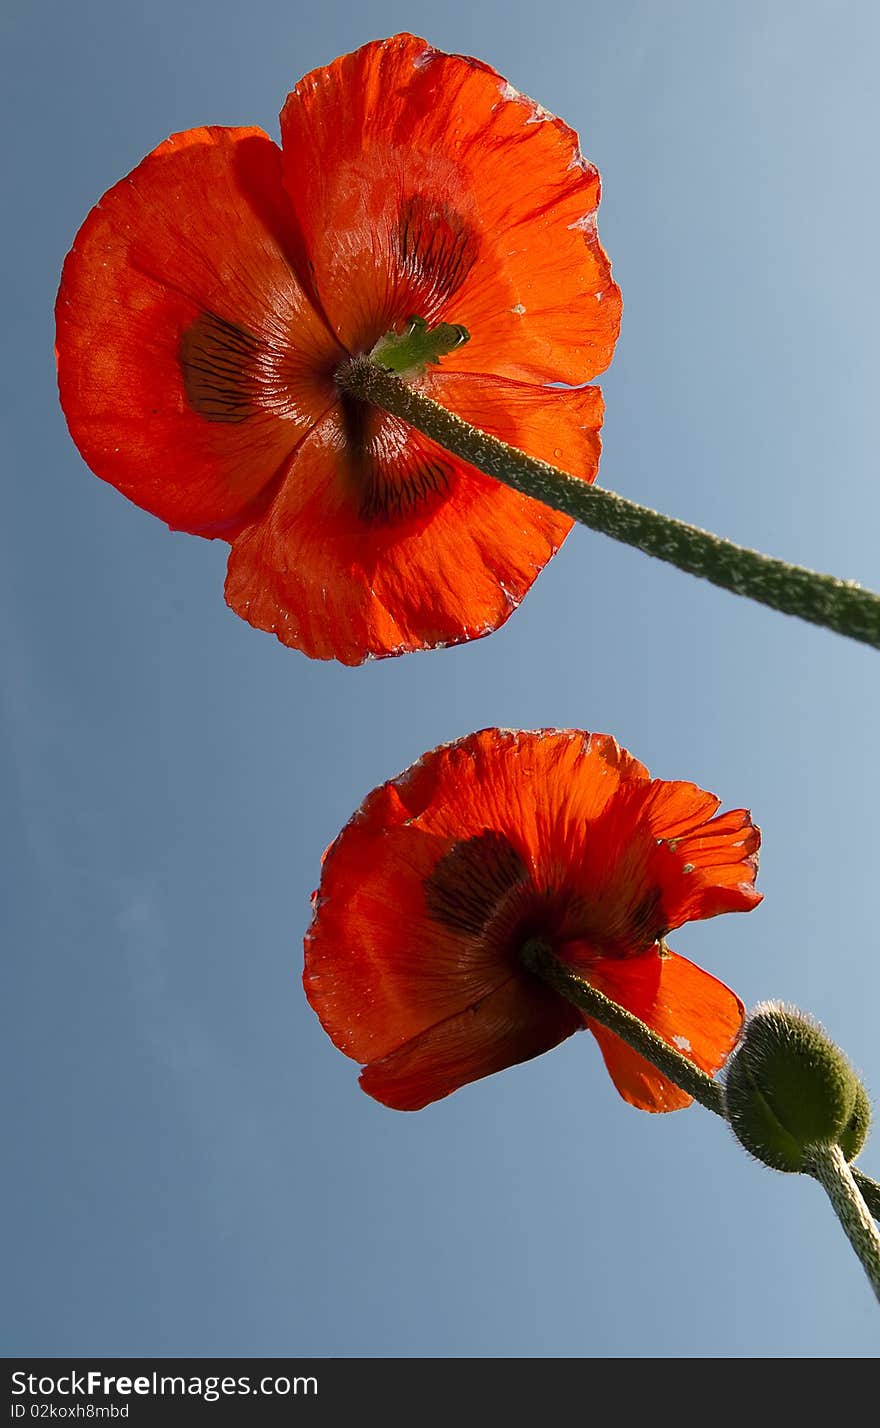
[[807, 1144, 880, 1303], [521, 940, 725, 1115], [523, 944, 880, 1241], [854, 1169, 880, 1221], [338, 357, 880, 650]]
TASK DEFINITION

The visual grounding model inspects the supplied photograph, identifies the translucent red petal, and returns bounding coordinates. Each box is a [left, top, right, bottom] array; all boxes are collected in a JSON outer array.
[[56, 128, 341, 539], [280, 34, 621, 382], [585, 950, 745, 1112]]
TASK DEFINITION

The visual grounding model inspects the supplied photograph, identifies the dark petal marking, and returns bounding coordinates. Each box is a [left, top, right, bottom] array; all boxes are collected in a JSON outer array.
[[630, 890, 666, 947], [359, 456, 452, 524], [396, 194, 479, 318], [338, 395, 454, 525], [548, 885, 666, 961], [180, 309, 334, 425], [425, 831, 530, 937], [180, 311, 261, 423]]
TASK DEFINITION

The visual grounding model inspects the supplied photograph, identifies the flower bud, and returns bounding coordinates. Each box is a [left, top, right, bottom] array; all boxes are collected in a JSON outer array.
[[837, 1079, 872, 1164], [723, 1002, 871, 1172]]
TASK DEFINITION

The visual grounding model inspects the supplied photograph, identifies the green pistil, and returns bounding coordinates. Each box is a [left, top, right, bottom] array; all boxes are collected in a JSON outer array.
[[369, 316, 470, 378]]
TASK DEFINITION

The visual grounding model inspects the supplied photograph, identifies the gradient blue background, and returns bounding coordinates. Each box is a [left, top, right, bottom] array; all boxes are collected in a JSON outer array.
[[4, 0, 879, 1357]]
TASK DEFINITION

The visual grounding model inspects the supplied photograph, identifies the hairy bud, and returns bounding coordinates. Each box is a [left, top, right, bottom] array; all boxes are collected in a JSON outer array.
[[724, 1002, 871, 1173]]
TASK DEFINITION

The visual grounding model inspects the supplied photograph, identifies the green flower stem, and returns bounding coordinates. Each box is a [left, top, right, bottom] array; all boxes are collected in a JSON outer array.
[[337, 357, 880, 650], [806, 1145, 880, 1304], [521, 940, 725, 1115], [854, 1169, 880, 1221]]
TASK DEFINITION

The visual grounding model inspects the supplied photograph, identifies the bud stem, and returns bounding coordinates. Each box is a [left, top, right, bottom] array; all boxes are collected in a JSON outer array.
[[337, 357, 880, 650], [854, 1169, 880, 1221], [521, 944, 880, 1248], [807, 1144, 880, 1303]]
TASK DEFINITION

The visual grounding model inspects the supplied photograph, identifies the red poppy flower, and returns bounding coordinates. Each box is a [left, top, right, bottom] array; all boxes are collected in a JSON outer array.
[[305, 730, 761, 1111], [55, 34, 620, 664]]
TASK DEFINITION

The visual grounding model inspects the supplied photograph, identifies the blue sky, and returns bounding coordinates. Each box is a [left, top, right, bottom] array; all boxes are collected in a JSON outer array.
[[4, 0, 880, 1356]]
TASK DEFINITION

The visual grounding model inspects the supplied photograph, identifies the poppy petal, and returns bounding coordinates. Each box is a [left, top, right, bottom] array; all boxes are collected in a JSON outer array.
[[647, 803, 762, 931], [585, 948, 745, 1112], [636, 780, 722, 839], [359, 976, 581, 1111], [224, 377, 602, 663], [304, 817, 520, 1066], [546, 779, 761, 953], [430, 370, 604, 480], [56, 126, 342, 538], [384, 728, 650, 866], [279, 34, 620, 381]]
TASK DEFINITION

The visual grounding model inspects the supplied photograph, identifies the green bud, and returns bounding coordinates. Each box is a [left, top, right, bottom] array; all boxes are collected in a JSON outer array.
[[724, 1001, 871, 1173], [838, 1079, 872, 1164], [370, 316, 470, 377]]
